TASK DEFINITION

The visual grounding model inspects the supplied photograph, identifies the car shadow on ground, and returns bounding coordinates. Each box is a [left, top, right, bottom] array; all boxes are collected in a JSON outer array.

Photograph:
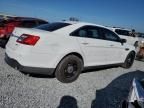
[[0, 43, 5, 48], [91, 70, 144, 108], [22, 69, 144, 108], [57, 95, 78, 108], [0, 40, 6, 48], [21, 71, 55, 79]]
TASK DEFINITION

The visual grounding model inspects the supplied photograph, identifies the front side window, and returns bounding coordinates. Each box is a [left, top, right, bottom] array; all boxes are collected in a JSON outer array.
[[103, 28, 120, 42], [35, 22, 71, 32], [70, 26, 101, 39]]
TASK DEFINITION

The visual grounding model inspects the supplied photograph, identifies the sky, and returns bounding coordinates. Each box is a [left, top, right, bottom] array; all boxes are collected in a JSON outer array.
[[0, 0, 144, 32]]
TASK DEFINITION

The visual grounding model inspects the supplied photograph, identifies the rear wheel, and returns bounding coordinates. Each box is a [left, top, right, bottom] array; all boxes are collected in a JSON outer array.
[[55, 55, 83, 83], [122, 52, 135, 68]]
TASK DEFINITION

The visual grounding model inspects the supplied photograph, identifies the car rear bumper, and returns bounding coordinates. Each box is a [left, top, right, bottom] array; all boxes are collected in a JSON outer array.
[[5, 53, 55, 75]]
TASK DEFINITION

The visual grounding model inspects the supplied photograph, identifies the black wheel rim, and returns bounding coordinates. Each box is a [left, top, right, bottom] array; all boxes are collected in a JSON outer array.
[[64, 62, 78, 78]]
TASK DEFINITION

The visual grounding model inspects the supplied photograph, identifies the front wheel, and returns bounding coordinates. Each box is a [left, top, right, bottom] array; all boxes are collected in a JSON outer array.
[[122, 52, 135, 69], [55, 55, 83, 83]]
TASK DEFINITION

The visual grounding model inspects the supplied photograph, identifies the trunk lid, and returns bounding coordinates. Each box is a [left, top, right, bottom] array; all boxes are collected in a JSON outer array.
[[6, 27, 51, 50]]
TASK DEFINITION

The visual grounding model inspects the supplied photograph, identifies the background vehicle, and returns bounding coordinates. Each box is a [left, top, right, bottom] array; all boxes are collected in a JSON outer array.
[[5, 21, 136, 83], [0, 13, 17, 20], [0, 17, 48, 47], [111, 28, 139, 49]]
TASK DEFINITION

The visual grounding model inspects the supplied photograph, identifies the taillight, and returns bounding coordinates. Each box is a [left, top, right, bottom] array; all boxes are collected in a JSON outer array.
[[16, 34, 40, 46]]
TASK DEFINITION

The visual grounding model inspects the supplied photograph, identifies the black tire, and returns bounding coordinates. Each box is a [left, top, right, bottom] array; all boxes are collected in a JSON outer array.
[[55, 55, 83, 83], [122, 52, 135, 69]]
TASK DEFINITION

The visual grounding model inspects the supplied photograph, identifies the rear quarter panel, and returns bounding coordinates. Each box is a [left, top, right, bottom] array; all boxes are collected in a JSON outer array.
[[30, 32, 85, 68]]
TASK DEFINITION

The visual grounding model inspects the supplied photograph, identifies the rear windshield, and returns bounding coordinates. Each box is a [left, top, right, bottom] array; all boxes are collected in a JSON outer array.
[[115, 29, 130, 36], [35, 22, 71, 32]]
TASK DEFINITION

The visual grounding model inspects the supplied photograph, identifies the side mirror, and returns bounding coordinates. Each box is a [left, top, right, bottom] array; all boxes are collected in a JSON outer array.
[[120, 38, 127, 44]]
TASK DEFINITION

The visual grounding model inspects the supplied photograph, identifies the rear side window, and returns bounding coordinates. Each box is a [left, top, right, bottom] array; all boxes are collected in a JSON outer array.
[[35, 22, 71, 32], [115, 29, 130, 36], [70, 26, 101, 39]]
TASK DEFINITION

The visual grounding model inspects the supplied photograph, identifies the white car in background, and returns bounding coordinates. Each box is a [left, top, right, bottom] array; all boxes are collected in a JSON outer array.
[[138, 33, 144, 45], [111, 28, 139, 50], [5, 21, 136, 83]]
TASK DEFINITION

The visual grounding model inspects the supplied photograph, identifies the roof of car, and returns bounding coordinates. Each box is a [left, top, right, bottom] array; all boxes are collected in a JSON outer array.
[[49, 21, 115, 35], [62, 21, 107, 28]]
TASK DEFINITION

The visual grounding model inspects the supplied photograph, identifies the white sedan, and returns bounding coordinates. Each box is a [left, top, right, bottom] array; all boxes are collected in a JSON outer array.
[[5, 21, 136, 83]]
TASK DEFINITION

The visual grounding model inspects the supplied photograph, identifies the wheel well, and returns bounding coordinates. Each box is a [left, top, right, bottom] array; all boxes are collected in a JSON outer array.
[[56, 52, 84, 67], [64, 52, 84, 62], [53, 52, 84, 76]]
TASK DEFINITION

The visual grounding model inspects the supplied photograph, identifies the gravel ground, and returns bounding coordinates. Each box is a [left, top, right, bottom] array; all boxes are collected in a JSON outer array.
[[0, 47, 144, 108]]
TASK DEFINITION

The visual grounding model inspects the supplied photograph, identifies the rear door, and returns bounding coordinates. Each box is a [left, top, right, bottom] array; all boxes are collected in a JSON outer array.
[[70, 25, 108, 66]]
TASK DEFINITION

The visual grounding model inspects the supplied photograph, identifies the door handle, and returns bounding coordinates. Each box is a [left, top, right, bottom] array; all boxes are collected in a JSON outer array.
[[110, 45, 114, 47], [82, 42, 89, 45]]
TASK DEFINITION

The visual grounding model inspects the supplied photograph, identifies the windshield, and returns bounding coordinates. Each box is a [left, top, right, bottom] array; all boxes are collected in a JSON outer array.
[[35, 22, 71, 32]]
